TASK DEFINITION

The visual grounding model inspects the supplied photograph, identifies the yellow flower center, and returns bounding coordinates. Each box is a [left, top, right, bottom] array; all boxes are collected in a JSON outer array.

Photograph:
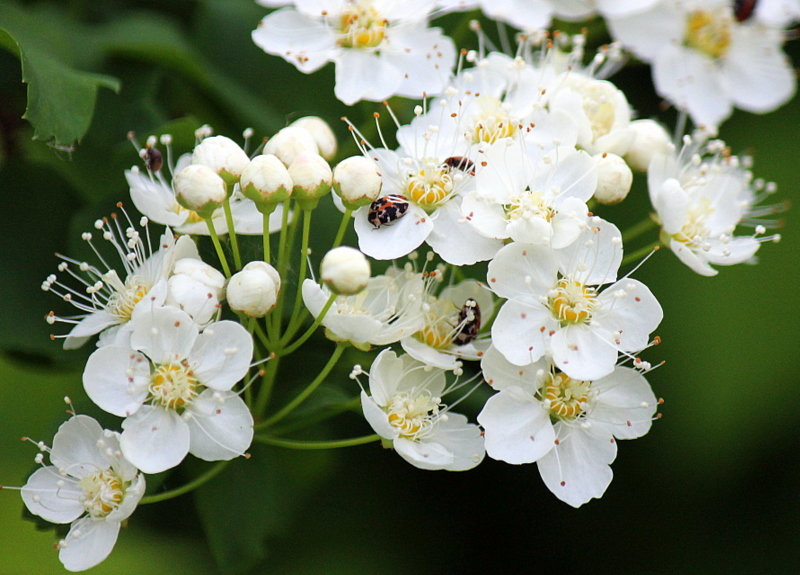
[[504, 190, 554, 222], [405, 161, 456, 208], [79, 470, 125, 518], [149, 362, 199, 409], [106, 276, 151, 321], [544, 373, 591, 419], [549, 278, 596, 325], [338, 2, 387, 49], [671, 198, 713, 248], [387, 393, 439, 438], [415, 299, 460, 350], [470, 97, 517, 144], [580, 81, 618, 141], [685, 10, 732, 59]]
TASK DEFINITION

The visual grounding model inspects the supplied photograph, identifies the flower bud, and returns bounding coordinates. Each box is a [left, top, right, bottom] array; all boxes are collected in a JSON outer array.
[[227, 261, 281, 317], [263, 127, 318, 166], [320, 246, 371, 295], [333, 156, 382, 209], [192, 135, 250, 185], [593, 152, 633, 205], [289, 116, 338, 161], [174, 164, 227, 219], [240, 154, 293, 209], [166, 258, 226, 324], [625, 119, 671, 172], [289, 152, 332, 209]]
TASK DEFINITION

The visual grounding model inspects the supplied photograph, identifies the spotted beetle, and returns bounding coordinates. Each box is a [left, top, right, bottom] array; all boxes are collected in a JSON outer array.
[[443, 156, 475, 176], [367, 195, 410, 228], [734, 0, 758, 21], [453, 298, 481, 346]]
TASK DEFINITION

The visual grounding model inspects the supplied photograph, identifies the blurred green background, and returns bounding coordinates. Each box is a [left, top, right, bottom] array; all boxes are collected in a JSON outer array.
[[1, 1, 799, 573]]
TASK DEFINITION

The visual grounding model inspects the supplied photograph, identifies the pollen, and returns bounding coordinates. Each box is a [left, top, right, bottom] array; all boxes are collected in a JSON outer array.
[[337, 2, 387, 49], [685, 10, 732, 60], [544, 373, 591, 420], [405, 159, 457, 207], [549, 279, 596, 325], [148, 362, 199, 409], [386, 392, 440, 439], [78, 470, 125, 518]]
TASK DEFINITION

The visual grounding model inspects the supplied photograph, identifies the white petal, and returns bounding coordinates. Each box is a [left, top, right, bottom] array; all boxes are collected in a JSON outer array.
[[550, 324, 617, 381], [186, 390, 254, 461], [478, 388, 555, 464], [487, 242, 558, 299], [355, 203, 433, 260], [590, 367, 657, 440], [361, 391, 398, 439], [480, 345, 549, 393], [537, 427, 617, 507], [334, 50, 402, 105], [190, 321, 253, 391], [50, 416, 107, 479], [394, 436, 454, 469], [400, 336, 461, 371], [425, 200, 502, 264], [83, 347, 149, 418], [64, 311, 119, 349], [59, 518, 120, 572], [382, 26, 456, 99], [491, 299, 553, 366], [251, 9, 336, 73], [421, 413, 484, 471], [120, 406, 190, 473], [596, 278, 663, 352], [130, 306, 198, 364], [21, 468, 84, 524]]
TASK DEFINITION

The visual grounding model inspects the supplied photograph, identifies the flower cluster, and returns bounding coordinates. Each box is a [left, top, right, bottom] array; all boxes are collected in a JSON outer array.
[[6, 1, 794, 570]]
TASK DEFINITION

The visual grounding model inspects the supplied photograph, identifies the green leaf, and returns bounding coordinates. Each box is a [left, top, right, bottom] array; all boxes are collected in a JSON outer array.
[[194, 445, 333, 574], [0, 4, 120, 147]]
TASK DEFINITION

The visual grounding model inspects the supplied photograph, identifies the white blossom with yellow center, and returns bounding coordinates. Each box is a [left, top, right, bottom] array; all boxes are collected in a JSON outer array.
[[360, 349, 485, 470], [648, 135, 774, 276], [83, 306, 254, 474], [21, 416, 146, 571], [488, 219, 663, 380], [607, 0, 796, 128], [252, 0, 456, 105], [478, 348, 658, 507]]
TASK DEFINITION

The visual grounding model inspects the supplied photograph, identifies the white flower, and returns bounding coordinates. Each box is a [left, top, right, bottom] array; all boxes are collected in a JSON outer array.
[[648, 135, 777, 276], [360, 349, 485, 470], [401, 278, 495, 371], [165, 258, 226, 324], [488, 220, 663, 380], [302, 266, 425, 348], [607, 0, 796, 128], [462, 140, 596, 249], [320, 246, 371, 295], [191, 135, 250, 184], [227, 261, 281, 317], [252, 0, 456, 105], [477, 347, 658, 507], [43, 220, 199, 349], [21, 415, 146, 571], [437, 0, 554, 31], [82, 306, 254, 473], [593, 152, 633, 205]]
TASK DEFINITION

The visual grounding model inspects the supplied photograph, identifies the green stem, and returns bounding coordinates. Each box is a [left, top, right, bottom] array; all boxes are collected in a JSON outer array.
[[262, 208, 274, 264], [139, 461, 229, 504], [222, 195, 242, 270], [260, 342, 347, 428], [254, 353, 281, 418], [271, 200, 294, 339], [622, 217, 658, 243], [280, 209, 314, 344], [281, 292, 337, 356], [621, 241, 660, 267], [253, 433, 380, 450], [205, 217, 232, 278], [332, 207, 353, 248], [269, 396, 362, 435]]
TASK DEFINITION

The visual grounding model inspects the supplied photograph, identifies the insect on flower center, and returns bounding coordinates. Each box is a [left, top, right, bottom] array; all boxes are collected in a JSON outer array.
[[79, 470, 125, 518], [544, 372, 591, 420], [549, 278, 596, 325], [149, 362, 199, 409], [337, 2, 387, 49], [416, 299, 460, 350], [106, 275, 151, 321], [387, 392, 440, 438], [685, 10, 732, 60], [405, 160, 456, 208], [470, 97, 516, 144]]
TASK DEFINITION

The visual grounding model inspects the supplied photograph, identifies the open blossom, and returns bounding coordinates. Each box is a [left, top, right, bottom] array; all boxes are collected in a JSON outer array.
[[21, 415, 146, 571], [401, 278, 495, 371], [488, 219, 663, 380], [648, 135, 778, 276], [302, 266, 425, 348], [252, 0, 456, 105], [43, 220, 199, 350], [360, 349, 485, 470], [607, 0, 796, 128], [82, 306, 254, 473], [477, 347, 657, 507]]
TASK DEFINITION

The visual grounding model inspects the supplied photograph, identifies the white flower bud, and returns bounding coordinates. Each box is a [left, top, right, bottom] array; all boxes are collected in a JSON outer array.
[[333, 156, 382, 209], [227, 261, 281, 317], [174, 164, 226, 218], [593, 153, 633, 205], [321, 246, 371, 295], [166, 258, 226, 324], [263, 127, 318, 166], [192, 135, 250, 185], [289, 116, 338, 161], [289, 153, 332, 207], [240, 154, 293, 208], [625, 119, 671, 172]]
